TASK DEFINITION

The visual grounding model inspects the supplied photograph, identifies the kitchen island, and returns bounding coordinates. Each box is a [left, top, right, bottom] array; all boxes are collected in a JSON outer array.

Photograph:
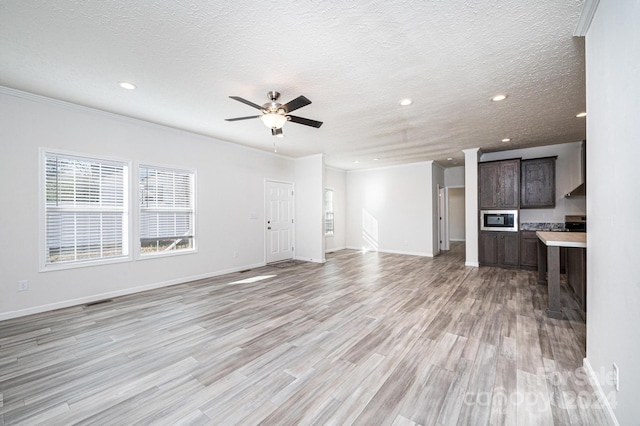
[[536, 231, 587, 319]]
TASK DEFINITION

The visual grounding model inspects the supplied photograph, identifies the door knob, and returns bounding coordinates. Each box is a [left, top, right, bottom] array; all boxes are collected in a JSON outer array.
[[267, 227, 271, 230]]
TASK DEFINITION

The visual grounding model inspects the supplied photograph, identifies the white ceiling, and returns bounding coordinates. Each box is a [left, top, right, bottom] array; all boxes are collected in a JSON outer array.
[[0, 0, 586, 170]]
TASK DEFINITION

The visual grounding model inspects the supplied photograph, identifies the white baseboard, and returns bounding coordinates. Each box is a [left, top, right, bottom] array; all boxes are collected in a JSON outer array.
[[0, 262, 266, 322], [379, 248, 433, 257], [294, 256, 326, 264], [583, 358, 620, 426], [465, 261, 480, 267], [344, 246, 433, 257], [325, 246, 346, 253]]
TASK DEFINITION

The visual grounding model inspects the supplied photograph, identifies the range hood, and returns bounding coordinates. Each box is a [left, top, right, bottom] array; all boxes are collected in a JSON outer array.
[[565, 140, 586, 198], [565, 182, 585, 197]]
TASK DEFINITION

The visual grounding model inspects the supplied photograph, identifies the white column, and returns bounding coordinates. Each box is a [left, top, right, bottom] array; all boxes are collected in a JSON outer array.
[[462, 148, 480, 267]]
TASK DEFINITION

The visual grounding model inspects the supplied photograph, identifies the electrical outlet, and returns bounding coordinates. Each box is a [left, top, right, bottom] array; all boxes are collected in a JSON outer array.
[[18, 280, 29, 291], [613, 363, 619, 391]]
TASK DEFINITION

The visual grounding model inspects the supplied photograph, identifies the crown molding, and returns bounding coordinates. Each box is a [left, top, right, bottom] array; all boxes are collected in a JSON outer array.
[[574, 0, 600, 36], [0, 85, 295, 162]]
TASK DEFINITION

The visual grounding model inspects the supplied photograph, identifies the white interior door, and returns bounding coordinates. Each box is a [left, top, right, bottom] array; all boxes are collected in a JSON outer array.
[[265, 180, 294, 263]]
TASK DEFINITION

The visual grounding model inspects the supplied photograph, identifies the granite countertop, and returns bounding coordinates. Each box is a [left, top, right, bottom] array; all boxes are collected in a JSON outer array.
[[520, 222, 565, 232], [536, 231, 587, 248]]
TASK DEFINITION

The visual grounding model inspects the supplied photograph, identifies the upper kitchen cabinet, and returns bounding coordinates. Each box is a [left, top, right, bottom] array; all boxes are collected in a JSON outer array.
[[479, 159, 520, 209], [521, 157, 556, 208]]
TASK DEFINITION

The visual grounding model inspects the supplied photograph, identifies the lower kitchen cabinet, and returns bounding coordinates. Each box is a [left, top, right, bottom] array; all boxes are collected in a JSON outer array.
[[479, 231, 519, 268], [479, 232, 498, 265], [519, 231, 567, 272], [567, 247, 587, 311], [520, 231, 539, 269]]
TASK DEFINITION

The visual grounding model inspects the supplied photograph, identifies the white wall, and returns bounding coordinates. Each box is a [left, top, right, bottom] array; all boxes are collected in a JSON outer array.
[[345, 162, 435, 256], [0, 89, 296, 319], [294, 154, 325, 263], [448, 187, 466, 241], [325, 166, 346, 252], [444, 166, 465, 187], [585, 1, 640, 424], [481, 141, 586, 223]]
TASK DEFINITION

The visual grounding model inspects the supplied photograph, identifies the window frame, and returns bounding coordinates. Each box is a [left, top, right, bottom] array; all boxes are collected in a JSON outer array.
[[136, 162, 197, 259], [324, 187, 335, 237], [39, 148, 132, 272]]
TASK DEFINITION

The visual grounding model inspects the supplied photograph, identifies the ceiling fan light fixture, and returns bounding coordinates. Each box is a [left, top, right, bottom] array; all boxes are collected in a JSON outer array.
[[260, 112, 288, 129], [226, 92, 322, 135]]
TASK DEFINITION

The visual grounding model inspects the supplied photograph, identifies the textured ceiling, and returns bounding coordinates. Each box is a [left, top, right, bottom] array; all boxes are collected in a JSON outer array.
[[0, 0, 586, 170]]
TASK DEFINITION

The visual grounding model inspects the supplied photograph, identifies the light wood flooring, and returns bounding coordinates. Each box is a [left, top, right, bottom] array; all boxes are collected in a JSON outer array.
[[0, 243, 613, 425]]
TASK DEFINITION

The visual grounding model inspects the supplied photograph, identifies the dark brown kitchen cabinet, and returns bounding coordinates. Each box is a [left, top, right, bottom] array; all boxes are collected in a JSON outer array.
[[566, 247, 586, 311], [479, 231, 519, 268], [520, 231, 539, 269], [521, 230, 567, 272], [479, 159, 520, 209], [479, 232, 498, 265], [521, 157, 556, 208]]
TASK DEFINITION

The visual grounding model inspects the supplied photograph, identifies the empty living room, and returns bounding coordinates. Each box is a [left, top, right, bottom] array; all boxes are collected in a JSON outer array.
[[1, 1, 638, 424]]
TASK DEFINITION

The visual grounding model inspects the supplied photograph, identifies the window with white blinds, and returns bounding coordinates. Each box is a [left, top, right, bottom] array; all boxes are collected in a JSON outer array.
[[139, 165, 195, 255], [324, 188, 334, 236], [43, 152, 129, 266]]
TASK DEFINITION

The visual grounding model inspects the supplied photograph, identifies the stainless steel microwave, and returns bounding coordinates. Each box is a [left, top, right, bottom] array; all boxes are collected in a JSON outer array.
[[480, 210, 518, 232]]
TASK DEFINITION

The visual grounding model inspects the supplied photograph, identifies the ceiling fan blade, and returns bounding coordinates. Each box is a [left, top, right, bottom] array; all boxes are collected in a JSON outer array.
[[224, 115, 261, 122], [287, 115, 323, 128], [229, 96, 263, 110], [280, 96, 312, 113]]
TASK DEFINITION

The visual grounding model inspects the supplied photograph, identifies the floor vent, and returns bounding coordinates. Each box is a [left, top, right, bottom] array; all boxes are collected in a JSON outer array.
[[85, 299, 113, 307]]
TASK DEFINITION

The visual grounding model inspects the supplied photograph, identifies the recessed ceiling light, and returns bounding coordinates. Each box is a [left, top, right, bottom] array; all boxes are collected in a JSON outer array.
[[502, 138, 511, 142], [399, 98, 413, 106], [354, 160, 359, 164], [119, 81, 136, 90], [576, 112, 587, 118], [447, 157, 453, 161], [491, 94, 507, 102], [373, 158, 380, 161]]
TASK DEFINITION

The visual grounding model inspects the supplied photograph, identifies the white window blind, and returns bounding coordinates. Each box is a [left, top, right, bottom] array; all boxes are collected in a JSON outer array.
[[139, 165, 195, 255], [324, 188, 334, 236], [44, 152, 129, 265]]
